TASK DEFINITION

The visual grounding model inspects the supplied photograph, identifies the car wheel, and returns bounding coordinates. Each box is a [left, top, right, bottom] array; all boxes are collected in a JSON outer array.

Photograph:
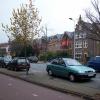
[[13, 67, 18, 71], [48, 70, 53, 76], [7, 67, 10, 70], [69, 74, 75, 82], [2, 65, 5, 68]]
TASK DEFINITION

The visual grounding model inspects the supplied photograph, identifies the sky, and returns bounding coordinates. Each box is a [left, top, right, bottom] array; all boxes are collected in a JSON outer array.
[[0, 0, 92, 43]]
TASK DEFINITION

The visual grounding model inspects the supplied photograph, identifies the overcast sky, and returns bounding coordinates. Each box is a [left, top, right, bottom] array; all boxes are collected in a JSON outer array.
[[0, 0, 92, 43]]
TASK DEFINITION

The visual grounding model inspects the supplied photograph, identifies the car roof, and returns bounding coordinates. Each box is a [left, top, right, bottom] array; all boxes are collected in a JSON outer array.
[[51, 57, 75, 61], [62, 58, 74, 60]]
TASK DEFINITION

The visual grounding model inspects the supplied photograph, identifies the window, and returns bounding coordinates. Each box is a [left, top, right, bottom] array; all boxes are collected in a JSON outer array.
[[58, 59, 65, 66], [83, 33, 86, 38], [52, 59, 58, 65], [96, 56, 100, 61], [64, 58, 82, 66], [75, 53, 82, 59], [79, 25, 82, 30], [12, 59, 17, 63], [75, 34, 79, 39], [83, 40, 88, 48], [79, 34, 82, 38], [75, 41, 82, 48]]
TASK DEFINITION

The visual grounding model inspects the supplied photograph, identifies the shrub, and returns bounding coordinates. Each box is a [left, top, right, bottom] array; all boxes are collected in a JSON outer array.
[[39, 51, 71, 61], [39, 53, 46, 61]]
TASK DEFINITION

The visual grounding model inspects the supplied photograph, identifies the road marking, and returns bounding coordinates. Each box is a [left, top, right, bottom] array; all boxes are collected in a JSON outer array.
[[9, 78, 13, 81], [32, 93, 38, 97], [8, 83, 12, 86], [58, 95, 62, 98]]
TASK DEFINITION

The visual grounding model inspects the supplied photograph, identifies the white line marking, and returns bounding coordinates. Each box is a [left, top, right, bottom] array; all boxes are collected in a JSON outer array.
[[32, 93, 38, 97]]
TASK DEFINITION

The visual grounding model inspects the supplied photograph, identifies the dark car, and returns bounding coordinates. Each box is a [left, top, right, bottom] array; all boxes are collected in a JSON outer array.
[[0, 57, 7, 68], [87, 56, 100, 71], [7, 57, 30, 71], [46, 58, 96, 82], [0, 56, 12, 68], [0, 57, 4, 67]]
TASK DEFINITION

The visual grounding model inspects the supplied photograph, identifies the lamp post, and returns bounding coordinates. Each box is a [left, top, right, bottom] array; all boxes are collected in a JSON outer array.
[[69, 18, 75, 59]]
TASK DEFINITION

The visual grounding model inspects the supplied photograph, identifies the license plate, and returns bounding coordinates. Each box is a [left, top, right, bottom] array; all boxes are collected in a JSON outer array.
[[88, 72, 94, 76]]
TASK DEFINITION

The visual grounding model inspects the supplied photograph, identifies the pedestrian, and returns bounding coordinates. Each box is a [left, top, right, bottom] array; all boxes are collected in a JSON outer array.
[[26, 66, 30, 75], [26, 58, 30, 75]]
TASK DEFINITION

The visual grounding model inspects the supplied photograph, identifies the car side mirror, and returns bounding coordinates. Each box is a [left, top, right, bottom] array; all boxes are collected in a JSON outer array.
[[61, 63, 66, 67]]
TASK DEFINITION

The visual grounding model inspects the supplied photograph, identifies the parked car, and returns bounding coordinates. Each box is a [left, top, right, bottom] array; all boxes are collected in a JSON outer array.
[[7, 57, 30, 71], [0, 55, 12, 68], [28, 56, 38, 63], [3, 55, 12, 67], [0, 57, 4, 67], [46, 58, 96, 82], [87, 56, 100, 72]]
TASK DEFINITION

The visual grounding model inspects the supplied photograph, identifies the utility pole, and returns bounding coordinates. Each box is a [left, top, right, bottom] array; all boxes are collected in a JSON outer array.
[[45, 26, 48, 53], [41, 25, 50, 52], [41, 25, 53, 62], [69, 18, 76, 59]]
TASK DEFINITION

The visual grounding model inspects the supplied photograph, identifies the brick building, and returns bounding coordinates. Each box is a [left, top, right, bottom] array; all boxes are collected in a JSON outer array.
[[0, 43, 10, 56], [75, 16, 100, 62]]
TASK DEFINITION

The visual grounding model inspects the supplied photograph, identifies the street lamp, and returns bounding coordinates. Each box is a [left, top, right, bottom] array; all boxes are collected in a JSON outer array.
[[69, 18, 75, 59]]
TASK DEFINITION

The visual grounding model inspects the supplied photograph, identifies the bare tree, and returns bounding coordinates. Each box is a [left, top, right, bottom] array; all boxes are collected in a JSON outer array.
[[83, 0, 100, 41]]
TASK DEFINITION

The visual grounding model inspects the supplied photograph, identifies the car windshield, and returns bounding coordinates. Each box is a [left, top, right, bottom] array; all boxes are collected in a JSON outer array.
[[64, 58, 82, 66], [18, 59, 26, 63]]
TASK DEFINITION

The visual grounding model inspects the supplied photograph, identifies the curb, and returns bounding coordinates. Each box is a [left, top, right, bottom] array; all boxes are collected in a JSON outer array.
[[0, 71, 95, 100]]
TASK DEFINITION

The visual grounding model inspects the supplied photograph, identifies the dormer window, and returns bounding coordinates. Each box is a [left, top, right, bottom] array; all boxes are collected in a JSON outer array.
[[79, 25, 82, 30]]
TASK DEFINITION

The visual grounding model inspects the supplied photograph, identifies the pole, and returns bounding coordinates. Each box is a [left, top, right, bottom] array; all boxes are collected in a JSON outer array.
[[45, 26, 48, 62], [69, 18, 75, 59], [73, 30, 75, 59]]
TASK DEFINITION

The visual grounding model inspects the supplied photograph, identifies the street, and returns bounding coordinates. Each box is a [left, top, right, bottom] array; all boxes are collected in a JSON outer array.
[[30, 63, 100, 90], [0, 74, 83, 100]]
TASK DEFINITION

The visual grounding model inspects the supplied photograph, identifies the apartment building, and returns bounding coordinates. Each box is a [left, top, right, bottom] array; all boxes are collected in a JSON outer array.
[[75, 16, 100, 62], [0, 43, 10, 56], [37, 32, 73, 56], [47, 34, 63, 52]]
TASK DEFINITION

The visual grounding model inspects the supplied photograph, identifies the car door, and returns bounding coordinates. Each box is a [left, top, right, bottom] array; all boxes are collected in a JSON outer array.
[[94, 57, 100, 71], [55, 58, 69, 77], [88, 57, 100, 71], [51, 58, 68, 77], [50, 59, 59, 75]]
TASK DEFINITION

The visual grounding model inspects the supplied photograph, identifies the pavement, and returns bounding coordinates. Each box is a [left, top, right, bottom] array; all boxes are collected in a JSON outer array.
[[0, 67, 100, 100]]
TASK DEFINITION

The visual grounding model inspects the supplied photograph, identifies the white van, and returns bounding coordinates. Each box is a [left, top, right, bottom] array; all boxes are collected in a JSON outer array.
[[4, 55, 12, 65]]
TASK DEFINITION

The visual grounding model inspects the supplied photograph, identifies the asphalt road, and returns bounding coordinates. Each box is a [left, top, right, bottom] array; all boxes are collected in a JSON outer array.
[[30, 63, 100, 90], [0, 74, 83, 100], [30, 63, 46, 73]]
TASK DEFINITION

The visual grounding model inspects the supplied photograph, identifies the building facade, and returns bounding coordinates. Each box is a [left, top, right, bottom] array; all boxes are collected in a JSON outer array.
[[38, 32, 73, 57], [75, 16, 100, 62], [47, 34, 63, 52], [0, 43, 10, 56]]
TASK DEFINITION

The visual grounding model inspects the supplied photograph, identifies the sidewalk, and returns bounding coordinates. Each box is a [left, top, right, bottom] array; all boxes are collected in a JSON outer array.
[[0, 68, 100, 100]]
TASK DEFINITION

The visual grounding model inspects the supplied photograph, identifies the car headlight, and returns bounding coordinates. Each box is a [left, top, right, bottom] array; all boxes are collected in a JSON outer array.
[[92, 69, 96, 73], [78, 70, 85, 74], [78, 71, 88, 75]]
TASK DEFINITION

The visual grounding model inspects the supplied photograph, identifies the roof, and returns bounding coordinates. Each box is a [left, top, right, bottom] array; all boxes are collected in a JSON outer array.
[[48, 34, 63, 42], [0, 43, 9, 47]]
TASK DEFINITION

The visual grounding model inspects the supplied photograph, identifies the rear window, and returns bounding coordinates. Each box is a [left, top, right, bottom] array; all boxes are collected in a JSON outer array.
[[0, 57, 3, 60], [96, 57, 100, 61], [89, 57, 100, 61], [18, 58, 29, 63], [18, 59, 26, 63]]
